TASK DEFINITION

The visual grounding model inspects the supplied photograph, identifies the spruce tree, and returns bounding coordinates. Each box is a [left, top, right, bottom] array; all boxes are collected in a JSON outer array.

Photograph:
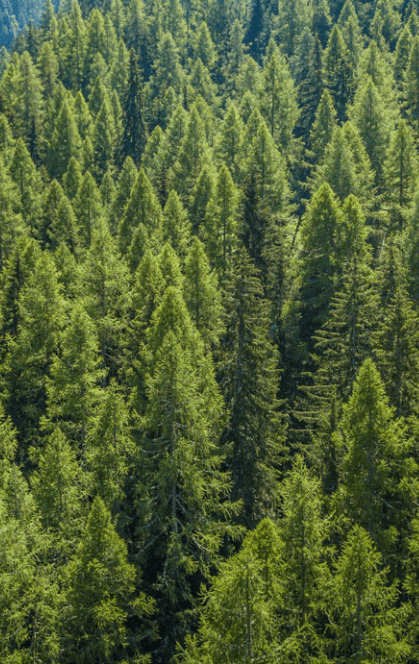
[[219, 248, 284, 528], [120, 49, 147, 166], [137, 304, 236, 660]]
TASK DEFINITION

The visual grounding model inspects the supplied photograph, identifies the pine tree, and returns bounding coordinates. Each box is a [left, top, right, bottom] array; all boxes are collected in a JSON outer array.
[[312, 0, 332, 46], [0, 235, 39, 346], [312, 125, 373, 205], [92, 99, 117, 181], [38, 178, 64, 248], [394, 25, 412, 86], [10, 51, 44, 154], [241, 118, 292, 281], [60, 0, 86, 92], [0, 155, 24, 271], [108, 158, 136, 233], [374, 241, 419, 419], [312, 194, 375, 395], [38, 41, 59, 98], [9, 137, 42, 228], [172, 103, 212, 201], [349, 75, 394, 192], [191, 21, 217, 70], [275, 0, 311, 57], [404, 35, 419, 129], [188, 58, 218, 108], [216, 101, 245, 183]]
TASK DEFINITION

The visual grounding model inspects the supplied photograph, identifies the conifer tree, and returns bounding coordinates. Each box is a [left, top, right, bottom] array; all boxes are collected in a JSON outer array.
[[137, 300, 236, 659], [279, 454, 330, 658], [298, 182, 344, 342], [81, 216, 131, 377], [10, 51, 44, 154], [179, 518, 284, 663], [309, 87, 337, 161], [241, 118, 292, 283], [312, 125, 374, 205], [349, 75, 394, 192], [38, 178, 64, 248], [204, 164, 239, 276], [323, 24, 354, 121], [0, 155, 24, 271], [2, 253, 66, 454], [48, 99, 83, 180], [118, 167, 163, 255], [0, 235, 39, 346], [38, 43, 59, 103], [338, 359, 418, 556], [45, 301, 105, 450], [404, 36, 419, 129], [259, 39, 299, 154], [172, 104, 212, 200], [296, 37, 325, 141], [162, 189, 191, 259], [374, 242, 419, 419], [74, 170, 103, 247], [183, 237, 224, 351], [330, 525, 409, 662], [275, 0, 311, 57], [394, 25, 412, 86], [60, 0, 86, 92], [384, 119, 418, 231], [31, 426, 83, 545], [86, 380, 134, 515], [120, 49, 147, 166], [216, 101, 245, 183], [219, 249, 284, 528], [92, 99, 117, 180], [9, 137, 42, 228], [63, 496, 150, 664]]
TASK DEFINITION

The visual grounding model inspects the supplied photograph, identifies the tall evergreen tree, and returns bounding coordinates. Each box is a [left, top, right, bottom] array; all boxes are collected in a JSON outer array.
[[219, 249, 284, 528], [119, 49, 147, 166]]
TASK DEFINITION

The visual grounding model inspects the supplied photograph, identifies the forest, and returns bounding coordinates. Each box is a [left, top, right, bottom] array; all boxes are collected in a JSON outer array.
[[2, 0, 419, 660]]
